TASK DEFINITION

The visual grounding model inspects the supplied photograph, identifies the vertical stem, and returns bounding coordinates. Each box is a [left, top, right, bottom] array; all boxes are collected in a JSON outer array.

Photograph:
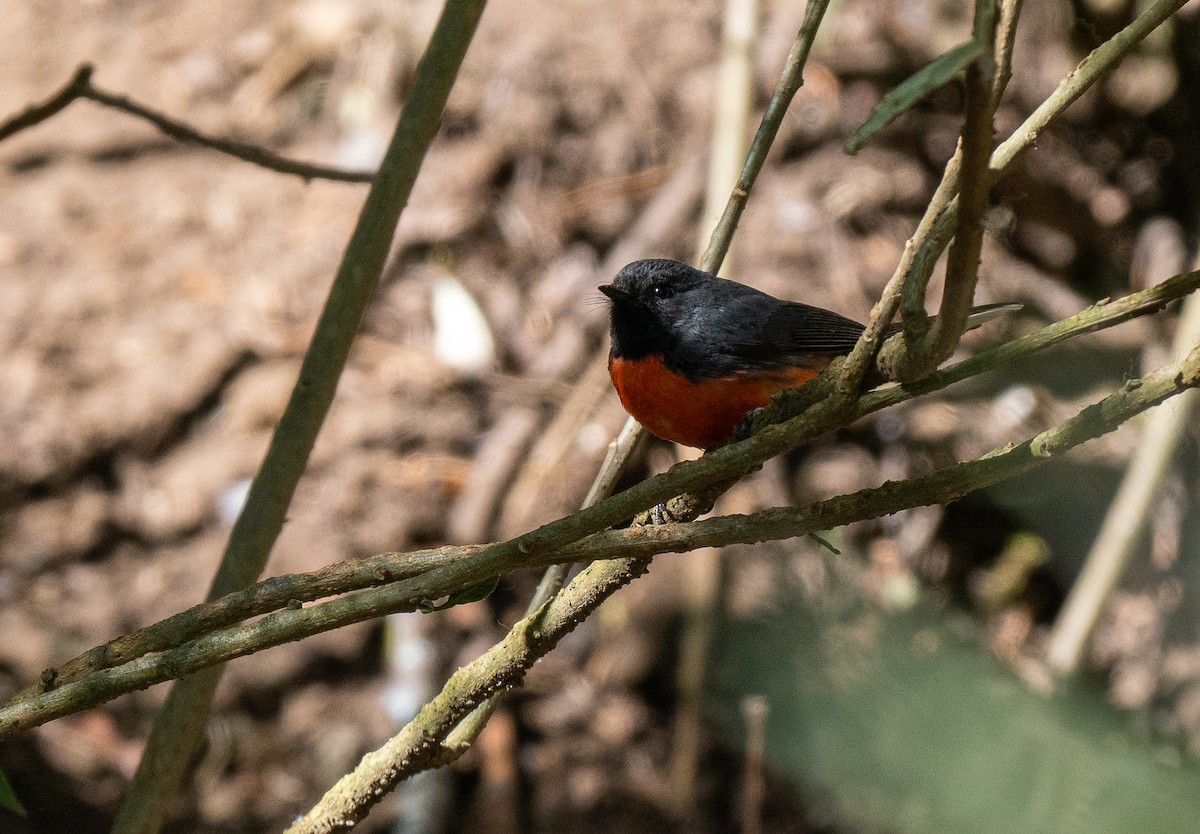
[[111, 2, 490, 832]]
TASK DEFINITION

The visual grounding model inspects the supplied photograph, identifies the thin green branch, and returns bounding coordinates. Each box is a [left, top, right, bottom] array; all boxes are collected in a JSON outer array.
[[888, 0, 1018, 332], [0, 64, 375, 183], [111, 3, 489, 832], [775, 268, 1200, 428], [4, 268, 1196, 741], [990, 0, 1186, 172]]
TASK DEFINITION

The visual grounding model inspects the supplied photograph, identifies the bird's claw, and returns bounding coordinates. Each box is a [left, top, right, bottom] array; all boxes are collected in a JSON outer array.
[[648, 502, 679, 526]]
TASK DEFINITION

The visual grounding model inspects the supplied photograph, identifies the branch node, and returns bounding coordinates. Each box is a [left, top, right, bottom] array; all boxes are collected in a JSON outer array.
[[71, 64, 95, 89]]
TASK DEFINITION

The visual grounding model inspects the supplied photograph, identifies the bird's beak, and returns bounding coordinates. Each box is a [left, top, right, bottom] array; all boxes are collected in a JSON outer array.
[[598, 284, 631, 302]]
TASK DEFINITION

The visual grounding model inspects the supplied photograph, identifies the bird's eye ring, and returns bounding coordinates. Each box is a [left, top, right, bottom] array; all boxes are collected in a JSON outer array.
[[650, 283, 674, 299]]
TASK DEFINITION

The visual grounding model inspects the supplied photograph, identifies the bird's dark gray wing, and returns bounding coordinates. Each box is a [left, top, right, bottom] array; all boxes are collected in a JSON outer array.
[[715, 296, 865, 371]]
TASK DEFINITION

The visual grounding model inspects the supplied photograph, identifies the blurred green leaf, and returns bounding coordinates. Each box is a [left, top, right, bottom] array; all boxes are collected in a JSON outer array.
[[419, 576, 499, 613], [711, 593, 1200, 834], [0, 769, 26, 818], [845, 41, 984, 154]]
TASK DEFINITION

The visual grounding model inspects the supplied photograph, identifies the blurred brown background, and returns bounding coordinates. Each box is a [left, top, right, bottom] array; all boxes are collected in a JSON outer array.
[[1, 0, 1199, 832]]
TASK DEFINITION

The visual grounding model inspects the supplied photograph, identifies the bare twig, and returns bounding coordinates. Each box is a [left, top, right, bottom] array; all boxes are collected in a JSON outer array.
[[111, 3, 488, 832], [991, 0, 1026, 107], [0, 65, 92, 142], [0, 64, 375, 183]]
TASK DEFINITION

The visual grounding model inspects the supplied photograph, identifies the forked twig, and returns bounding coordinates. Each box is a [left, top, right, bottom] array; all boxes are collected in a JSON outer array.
[[0, 64, 375, 183]]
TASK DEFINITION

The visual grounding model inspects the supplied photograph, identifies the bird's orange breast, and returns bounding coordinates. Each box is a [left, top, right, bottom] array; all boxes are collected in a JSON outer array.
[[608, 355, 821, 449]]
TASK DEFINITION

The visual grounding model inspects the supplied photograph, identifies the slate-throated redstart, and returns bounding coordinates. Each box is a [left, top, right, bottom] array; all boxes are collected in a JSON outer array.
[[600, 258, 1017, 450]]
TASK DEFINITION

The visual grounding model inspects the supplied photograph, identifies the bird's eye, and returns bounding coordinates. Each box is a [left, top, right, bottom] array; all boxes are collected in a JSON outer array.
[[649, 283, 674, 299]]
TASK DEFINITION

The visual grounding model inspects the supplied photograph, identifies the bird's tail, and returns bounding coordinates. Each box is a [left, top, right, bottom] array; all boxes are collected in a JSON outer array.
[[965, 302, 1023, 330], [884, 302, 1022, 337]]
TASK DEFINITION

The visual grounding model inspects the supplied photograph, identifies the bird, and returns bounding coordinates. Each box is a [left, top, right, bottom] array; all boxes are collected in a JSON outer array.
[[599, 258, 1017, 450]]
